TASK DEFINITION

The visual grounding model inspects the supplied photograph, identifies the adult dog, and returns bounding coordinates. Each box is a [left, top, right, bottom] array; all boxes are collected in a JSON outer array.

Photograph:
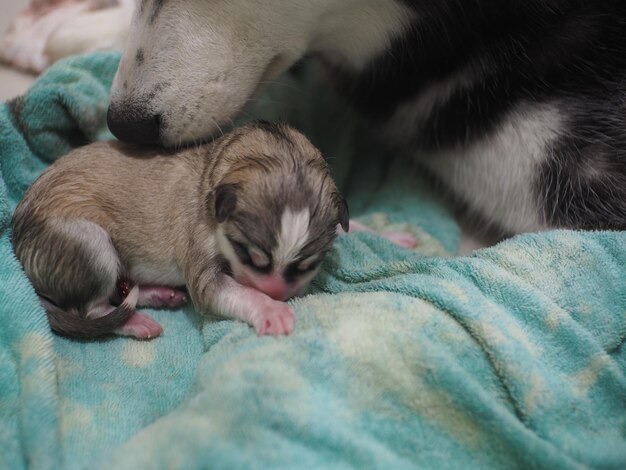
[[107, 0, 626, 234]]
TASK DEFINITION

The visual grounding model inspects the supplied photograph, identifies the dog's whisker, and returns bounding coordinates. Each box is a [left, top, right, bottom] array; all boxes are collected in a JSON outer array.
[[209, 116, 225, 138]]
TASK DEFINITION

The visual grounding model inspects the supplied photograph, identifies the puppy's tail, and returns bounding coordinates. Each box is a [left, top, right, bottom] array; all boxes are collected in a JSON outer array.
[[41, 285, 139, 339]]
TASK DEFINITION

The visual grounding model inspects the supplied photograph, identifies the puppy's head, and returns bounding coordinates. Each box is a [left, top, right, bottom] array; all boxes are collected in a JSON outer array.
[[208, 122, 348, 301]]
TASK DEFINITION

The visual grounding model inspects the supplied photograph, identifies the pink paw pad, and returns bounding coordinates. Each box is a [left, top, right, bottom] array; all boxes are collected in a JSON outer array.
[[382, 231, 418, 249], [137, 286, 187, 308], [254, 302, 295, 336], [115, 312, 163, 340]]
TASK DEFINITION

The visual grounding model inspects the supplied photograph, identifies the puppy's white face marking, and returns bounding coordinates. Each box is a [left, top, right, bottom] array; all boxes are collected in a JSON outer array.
[[274, 208, 310, 268], [110, 0, 415, 145], [216, 225, 244, 277]]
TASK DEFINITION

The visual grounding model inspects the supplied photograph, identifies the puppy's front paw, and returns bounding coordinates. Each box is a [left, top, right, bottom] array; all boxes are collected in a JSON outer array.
[[252, 301, 295, 336]]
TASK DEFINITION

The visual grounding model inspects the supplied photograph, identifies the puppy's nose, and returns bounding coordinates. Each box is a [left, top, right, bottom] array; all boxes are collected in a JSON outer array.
[[259, 276, 289, 301], [107, 105, 161, 144]]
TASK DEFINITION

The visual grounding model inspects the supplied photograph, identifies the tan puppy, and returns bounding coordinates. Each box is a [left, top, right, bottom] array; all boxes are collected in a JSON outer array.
[[12, 122, 349, 339]]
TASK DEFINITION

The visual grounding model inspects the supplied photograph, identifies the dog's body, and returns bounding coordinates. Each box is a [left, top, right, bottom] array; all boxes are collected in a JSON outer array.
[[105, 0, 626, 234]]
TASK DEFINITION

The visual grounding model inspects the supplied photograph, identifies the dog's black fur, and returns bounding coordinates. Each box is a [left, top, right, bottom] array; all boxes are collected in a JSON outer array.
[[330, 1, 626, 230]]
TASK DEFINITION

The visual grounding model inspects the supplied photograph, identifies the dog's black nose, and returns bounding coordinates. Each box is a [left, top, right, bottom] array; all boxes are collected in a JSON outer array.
[[107, 106, 161, 144]]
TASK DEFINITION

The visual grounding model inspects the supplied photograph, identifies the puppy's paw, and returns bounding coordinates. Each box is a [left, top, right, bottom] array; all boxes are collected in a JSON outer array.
[[115, 312, 163, 340], [340, 219, 418, 250], [382, 231, 418, 249], [252, 302, 295, 336], [137, 286, 187, 308]]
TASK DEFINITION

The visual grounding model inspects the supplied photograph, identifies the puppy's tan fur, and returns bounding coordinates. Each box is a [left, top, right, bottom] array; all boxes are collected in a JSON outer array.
[[12, 122, 346, 338]]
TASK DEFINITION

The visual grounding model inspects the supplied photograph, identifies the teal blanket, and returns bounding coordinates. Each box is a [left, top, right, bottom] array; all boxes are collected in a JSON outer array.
[[1, 53, 624, 470]]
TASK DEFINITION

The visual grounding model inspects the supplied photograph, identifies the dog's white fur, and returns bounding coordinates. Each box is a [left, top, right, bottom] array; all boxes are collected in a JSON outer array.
[[421, 104, 563, 233], [375, 64, 563, 232]]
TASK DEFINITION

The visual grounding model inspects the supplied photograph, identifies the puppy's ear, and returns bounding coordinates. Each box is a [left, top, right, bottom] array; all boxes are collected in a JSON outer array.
[[214, 184, 238, 223], [336, 195, 349, 232]]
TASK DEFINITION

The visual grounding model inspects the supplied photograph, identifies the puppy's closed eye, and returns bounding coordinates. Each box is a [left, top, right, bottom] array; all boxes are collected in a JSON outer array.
[[296, 254, 320, 272], [249, 246, 270, 269], [228, 237, 271, 272], [284, 256, 321, 281]]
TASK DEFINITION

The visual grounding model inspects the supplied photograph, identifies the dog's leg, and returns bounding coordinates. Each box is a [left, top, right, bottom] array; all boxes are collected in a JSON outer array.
[[537, 102, 626, 230], [417, 103, 562, 234]]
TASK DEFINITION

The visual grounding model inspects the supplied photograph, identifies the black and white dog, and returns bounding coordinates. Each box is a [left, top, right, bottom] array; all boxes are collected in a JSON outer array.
[[106, 0, 626, 234]]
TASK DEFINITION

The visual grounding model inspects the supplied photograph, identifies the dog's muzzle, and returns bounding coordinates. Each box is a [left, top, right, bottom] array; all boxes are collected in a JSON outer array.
[[107, 104, 161, 145]]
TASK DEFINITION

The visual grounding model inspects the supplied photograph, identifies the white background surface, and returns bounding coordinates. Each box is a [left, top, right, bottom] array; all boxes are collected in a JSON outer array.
[[1, 0, 37, 100]]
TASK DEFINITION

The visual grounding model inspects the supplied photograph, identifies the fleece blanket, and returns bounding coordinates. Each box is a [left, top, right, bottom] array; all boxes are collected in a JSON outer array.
[[0, 53, 624, 470]]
